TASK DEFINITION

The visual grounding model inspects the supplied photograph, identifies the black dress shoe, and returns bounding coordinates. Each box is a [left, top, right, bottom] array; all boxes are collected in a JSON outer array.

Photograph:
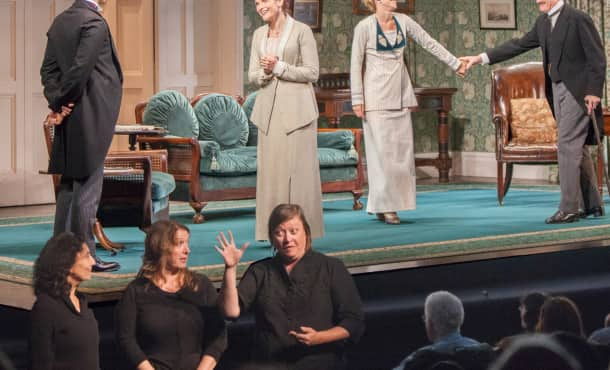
[[545, 210, 580, 224], [584, 206, 604, 218], [92, 257, 120, 272]]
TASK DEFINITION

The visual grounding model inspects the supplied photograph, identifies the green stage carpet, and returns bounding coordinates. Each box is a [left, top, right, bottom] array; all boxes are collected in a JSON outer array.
[[1, 186, 609, 293]]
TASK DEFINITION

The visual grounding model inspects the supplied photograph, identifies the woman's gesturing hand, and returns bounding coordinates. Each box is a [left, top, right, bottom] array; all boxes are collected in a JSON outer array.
[[214, 231, 249, 268]]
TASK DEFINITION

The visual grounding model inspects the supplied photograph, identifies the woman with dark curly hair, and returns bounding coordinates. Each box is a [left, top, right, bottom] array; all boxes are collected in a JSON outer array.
[[30, 232, 98, 370], [115, 220, 227, 370]]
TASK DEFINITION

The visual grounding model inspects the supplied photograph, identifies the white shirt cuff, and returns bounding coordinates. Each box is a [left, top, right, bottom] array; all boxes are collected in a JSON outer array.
[[479, 53, 490, 65]]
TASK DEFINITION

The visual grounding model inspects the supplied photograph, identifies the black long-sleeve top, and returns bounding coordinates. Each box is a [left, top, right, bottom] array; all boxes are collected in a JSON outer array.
[[238, 251, 365, 369], [29, 292, 100, 370], [115, 274, 228, 370]]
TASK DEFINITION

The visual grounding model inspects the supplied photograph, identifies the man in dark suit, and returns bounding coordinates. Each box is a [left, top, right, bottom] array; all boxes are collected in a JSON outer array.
[[41, 0, 122, 271], [461, 0, 606, 224]]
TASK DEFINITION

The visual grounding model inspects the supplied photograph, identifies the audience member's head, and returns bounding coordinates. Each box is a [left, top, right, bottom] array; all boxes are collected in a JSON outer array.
[[489, 335, 582, 370], [519, 292, 549, 332], [604, 312, 610, 328], [424, 291, 465, 342], [267, 203, 312, 252], [139, 220, 197, 289], [536, 296, 584, 337], [33, 232, 92, 298]]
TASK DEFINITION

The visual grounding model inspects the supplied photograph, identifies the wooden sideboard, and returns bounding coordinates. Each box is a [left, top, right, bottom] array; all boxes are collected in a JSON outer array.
[[315, 74, 457, 183]]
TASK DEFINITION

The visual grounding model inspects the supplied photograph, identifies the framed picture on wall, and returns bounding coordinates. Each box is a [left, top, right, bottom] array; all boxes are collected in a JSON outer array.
[[352, 0, 415, 15], [479, 0, 517, 29], [288, 0, 323, 32]]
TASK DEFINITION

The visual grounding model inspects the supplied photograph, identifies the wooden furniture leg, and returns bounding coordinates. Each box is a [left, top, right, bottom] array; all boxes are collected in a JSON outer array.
[[93, 219, 124, 255]]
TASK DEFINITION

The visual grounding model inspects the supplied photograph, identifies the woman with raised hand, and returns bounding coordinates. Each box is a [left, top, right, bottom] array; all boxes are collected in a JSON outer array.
[[248, 0, 324, 241], [115, 220, 227, 370], [350, 0, 466, 224], [216, 203, 365, 369], [30, 232, 98, 370]]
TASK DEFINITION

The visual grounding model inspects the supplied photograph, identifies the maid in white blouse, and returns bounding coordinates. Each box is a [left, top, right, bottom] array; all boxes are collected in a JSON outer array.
[[350, 0, 465, 224]]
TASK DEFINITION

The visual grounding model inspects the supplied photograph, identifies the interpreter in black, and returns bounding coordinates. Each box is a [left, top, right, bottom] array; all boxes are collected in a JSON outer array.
[[115, 220, 227, 370], [216, 204, 365, 370], [30, 232, 99, 370]]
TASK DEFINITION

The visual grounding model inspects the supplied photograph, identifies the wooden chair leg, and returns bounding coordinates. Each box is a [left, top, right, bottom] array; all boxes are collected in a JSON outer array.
[[504, 163, 514, 198], [93, 219, 124, 255], [351, 190, 364, 210], [497, 162, 504, 206], [189, 201, 207, 224]]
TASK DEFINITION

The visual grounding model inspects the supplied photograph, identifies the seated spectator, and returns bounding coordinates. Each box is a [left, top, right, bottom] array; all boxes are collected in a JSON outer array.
[[393, 291, 492, 370], [489, 335, 582, 370], [115, 220, 227, 370], [216, 203, 365, 369], [519, 292, 549, 333], [496, 291, 549, 351], [588, 312, 610, 345], [535, 297, 606, 370], [29, 232, 98, 370], [536, 296, 584, 337]]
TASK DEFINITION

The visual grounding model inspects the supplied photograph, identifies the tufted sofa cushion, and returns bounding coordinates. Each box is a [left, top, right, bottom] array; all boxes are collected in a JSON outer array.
[[509, 98, 557, 144], [142, 90, 198, 138], [194, 93, 249, 149], [242, 92, 259, 146]]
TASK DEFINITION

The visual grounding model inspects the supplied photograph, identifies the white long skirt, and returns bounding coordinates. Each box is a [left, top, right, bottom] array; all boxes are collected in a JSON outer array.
[[255, 120, 324, 240], [363, 109, 416, 213]]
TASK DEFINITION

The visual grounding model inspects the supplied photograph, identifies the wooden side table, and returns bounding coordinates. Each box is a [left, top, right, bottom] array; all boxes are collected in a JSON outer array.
[[115, 124, 167, 150]]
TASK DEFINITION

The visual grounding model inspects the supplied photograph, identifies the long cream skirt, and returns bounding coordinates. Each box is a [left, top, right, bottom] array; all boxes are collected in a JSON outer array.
[[363, 109, 416, 213]]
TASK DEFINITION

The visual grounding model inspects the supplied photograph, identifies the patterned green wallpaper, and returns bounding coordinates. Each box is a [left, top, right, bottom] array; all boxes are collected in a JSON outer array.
[[243, 0, 607, 153]]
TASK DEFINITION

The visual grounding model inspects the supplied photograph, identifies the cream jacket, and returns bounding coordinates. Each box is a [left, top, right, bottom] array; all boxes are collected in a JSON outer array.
[[249, 17, 319, 134], [350, 13, 460, 111]]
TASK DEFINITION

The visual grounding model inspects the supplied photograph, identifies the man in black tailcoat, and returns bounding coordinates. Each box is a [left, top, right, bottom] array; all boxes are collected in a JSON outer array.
[[41, 0, 122, 271], [461, 0, 606, 224]]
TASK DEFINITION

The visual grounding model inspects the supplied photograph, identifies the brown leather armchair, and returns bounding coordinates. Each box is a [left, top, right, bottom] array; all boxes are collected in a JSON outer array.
[[491, 62, 603, 205]]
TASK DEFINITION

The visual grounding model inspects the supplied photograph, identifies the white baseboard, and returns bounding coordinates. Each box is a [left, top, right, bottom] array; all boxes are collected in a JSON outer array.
[[415, 151, 552, 181]]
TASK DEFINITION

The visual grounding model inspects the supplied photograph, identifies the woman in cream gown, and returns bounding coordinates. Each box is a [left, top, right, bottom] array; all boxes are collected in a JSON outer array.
[[249, 0, 324, 240], [350, 0, 465, 224]]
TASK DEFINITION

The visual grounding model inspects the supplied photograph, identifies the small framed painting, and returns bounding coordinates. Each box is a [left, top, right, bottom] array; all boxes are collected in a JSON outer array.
[[288, 0, 323, 32], [352, 0, 415, 15], [479, 0, 517, 29]]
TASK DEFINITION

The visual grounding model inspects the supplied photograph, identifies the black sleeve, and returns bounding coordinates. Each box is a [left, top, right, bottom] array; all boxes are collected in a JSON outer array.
[[198, 275, 228, 361], [114, 282, 148, 368], [237, 262, 263, 313], [487, 16, 542, 65], [29, 298, 55, 370], [50, 17, 107, 112], [577, 13, 606, 97], [40, 39, 62, 112], [329, 258, 365, 343]]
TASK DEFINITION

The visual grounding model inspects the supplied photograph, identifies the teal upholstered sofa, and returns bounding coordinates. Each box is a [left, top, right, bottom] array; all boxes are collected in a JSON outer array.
[[135, 91, 364, 223]]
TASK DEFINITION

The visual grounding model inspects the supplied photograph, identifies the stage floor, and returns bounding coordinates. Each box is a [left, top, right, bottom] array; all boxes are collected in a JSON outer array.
[[2, 179, 609, 309]]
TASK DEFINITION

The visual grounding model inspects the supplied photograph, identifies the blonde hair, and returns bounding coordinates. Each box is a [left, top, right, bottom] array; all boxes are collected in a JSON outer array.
[[363, 0, 376, 12]]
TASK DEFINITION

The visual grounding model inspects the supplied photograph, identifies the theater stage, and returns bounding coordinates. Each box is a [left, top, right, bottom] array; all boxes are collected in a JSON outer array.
[[1, 183, 609, 308]]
